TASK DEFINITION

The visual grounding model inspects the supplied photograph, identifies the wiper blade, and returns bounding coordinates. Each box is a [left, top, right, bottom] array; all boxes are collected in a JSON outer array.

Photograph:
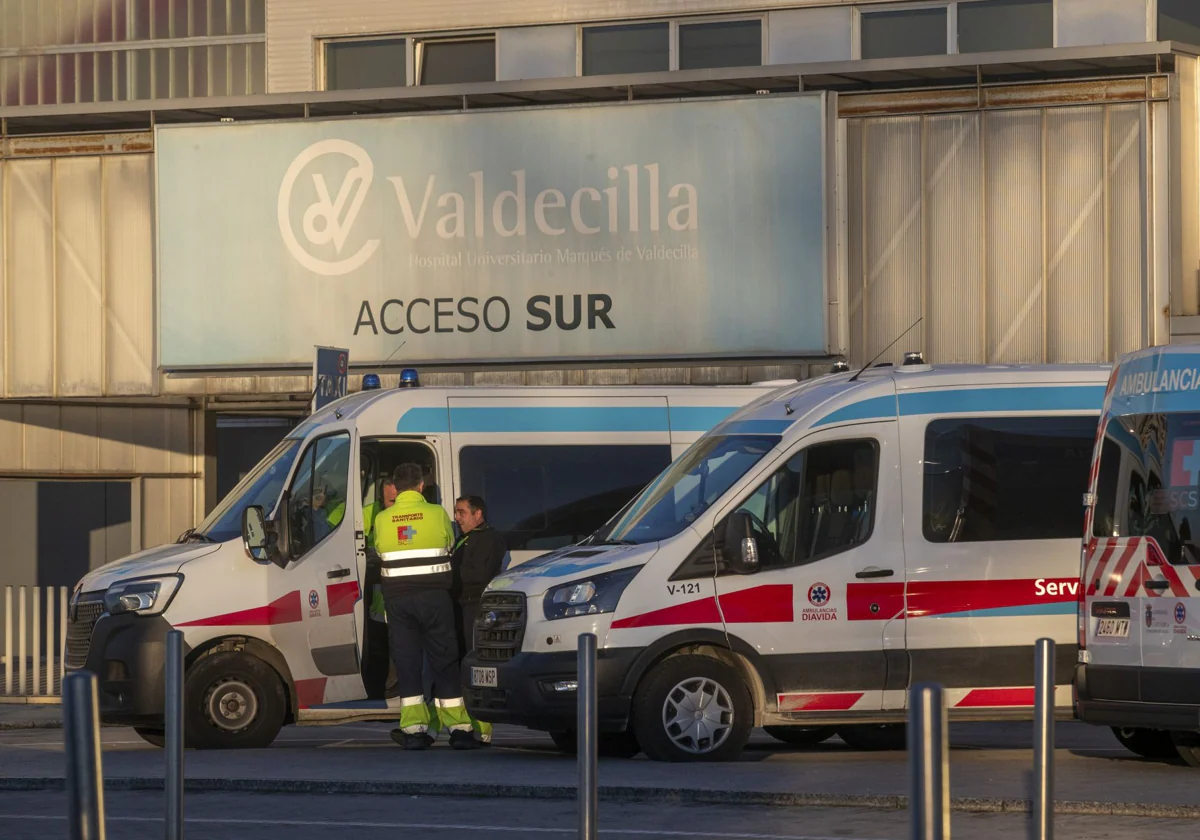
[[592, 539, 636, 546], [186, 532, 217, 543]]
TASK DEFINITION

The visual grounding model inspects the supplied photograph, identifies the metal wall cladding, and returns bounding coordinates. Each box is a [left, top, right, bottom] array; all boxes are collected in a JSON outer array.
[[845, 103, 1150, 366], [0, 153, 154, 398]]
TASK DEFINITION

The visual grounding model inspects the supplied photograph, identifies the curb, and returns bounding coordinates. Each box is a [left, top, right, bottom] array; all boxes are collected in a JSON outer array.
[[0, 721, 64, 731], [2, 776, 1199, 819]]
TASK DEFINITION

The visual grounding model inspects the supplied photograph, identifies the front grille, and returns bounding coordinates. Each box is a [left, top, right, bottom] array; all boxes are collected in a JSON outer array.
[[465, 686, 509, 713], [65, 597, 104, 669], [473, 592, 526, 662]]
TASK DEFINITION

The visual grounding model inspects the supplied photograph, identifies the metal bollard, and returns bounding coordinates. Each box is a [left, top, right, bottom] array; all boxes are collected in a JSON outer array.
[[909, 682, 950, 840], [32, 586, 41, 695], [4, 587, 12, 695], [166, 630, 185, 840], [60, 587, 68, 692], [45, 587, 55, 697], [18, 585, 26, 694], [577, 632, 597, 840], [1031, 638, 1055, 840], [63, 671, 106, 840]]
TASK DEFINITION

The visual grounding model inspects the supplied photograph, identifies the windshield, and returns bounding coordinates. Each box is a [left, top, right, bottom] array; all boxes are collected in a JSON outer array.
[[192, 438, 303, 543], [1093, 411, 1200, 565], [589, 435, 780, 545]]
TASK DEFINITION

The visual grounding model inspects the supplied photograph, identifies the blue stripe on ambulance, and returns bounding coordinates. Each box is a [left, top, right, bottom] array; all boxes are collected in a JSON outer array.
[[395, 405, 743, 434], [814, 385, 1106, 427]]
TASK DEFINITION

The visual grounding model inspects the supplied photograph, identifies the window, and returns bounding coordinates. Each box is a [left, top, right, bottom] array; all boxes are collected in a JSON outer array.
[[582, 23, 669, 75], [958, 0, 1052, 52], [458, 445, 672, 551], [287, 434, 352, 558], [860, 7, 948, 59], [194, 439, 301, 543], [923, 417, 1096, 543], [326, 38, 407, 90], [1160, 0, 1200, 47], [678, 20, 762, 70], [731, 440, 878, 569], [417, 38, 495, 85], [1092, 412, 1200, 565]]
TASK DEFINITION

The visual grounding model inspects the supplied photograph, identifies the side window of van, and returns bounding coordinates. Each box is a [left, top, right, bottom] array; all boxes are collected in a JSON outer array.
[[922, 416, 1095, 543], [734, 439, 879, 570], [287, 433, 352, 558]]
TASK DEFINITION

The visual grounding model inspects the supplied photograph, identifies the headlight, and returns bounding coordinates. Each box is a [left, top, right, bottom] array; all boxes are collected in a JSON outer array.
[[543, 566, 641, 621], [103, 576, 182, 617]]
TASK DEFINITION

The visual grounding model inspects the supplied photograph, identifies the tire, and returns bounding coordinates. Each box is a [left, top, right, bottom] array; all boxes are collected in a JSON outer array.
[[184, 650, 287, 750], [1171, 731, 1200, 767], [631, 654, 753, 762], [764, 725, 836, 747], [1112, 726, 1178, 761], [548, 728, 642, 758], [133, 728, 166, 748], [837, 723, 907, 751]]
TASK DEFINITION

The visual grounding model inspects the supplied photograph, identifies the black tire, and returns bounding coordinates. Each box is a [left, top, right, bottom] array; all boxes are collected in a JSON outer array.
[[547, 728, 642, 758], [184, 650, 287, 750], [1112, 727, 1178, 760], [631, 654, 752, 762], [837, 723, 907, 751], [764, 725, 836, 747], [133, 728, 166, 748], [1171, 731, 1200, 767]]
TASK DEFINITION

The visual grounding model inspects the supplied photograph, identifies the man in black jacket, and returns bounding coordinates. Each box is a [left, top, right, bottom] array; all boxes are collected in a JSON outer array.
[[451, 495, 509, 653]]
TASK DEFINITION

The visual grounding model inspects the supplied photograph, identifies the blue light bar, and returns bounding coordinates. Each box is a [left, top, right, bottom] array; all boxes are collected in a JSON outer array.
[[362, 373, 381, 390]]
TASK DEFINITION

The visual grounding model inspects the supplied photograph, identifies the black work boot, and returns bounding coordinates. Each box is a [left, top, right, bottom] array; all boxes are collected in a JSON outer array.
[[391, 729, 434, 750], [450, 729, 482, 750]]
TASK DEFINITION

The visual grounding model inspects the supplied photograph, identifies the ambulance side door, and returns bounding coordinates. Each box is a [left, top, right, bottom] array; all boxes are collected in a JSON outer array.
[[711, 420, 902, 715]]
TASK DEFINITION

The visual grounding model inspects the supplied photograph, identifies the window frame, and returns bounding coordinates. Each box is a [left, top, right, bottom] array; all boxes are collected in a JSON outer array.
[[853, 0, 1057, 60], [319, 34, 409, 92], [1156, 0, 1200, 45], [414, 34, 498, 86], [576, 13, 767, 76], [285, 430, 354, 560], [318, 29, 500, 91]]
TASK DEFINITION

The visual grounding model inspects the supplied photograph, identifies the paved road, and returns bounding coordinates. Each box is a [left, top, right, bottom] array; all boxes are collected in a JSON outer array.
[[1, 790, 1196, 840]]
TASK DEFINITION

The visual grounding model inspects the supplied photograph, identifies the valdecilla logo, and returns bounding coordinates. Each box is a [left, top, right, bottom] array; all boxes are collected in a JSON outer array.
[[278, 139, 379, 276]]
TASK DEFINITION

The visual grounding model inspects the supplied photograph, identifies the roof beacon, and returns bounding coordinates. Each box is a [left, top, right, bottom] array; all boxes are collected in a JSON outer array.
[[362, 374, 382, 391], [398, 368, 421, 389], [903, 351, 925, 366]]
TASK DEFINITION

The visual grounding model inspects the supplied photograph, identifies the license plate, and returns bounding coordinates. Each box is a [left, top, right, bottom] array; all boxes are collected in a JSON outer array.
[[471, 667, 498, 688], [1097, 618, 1130, 638]]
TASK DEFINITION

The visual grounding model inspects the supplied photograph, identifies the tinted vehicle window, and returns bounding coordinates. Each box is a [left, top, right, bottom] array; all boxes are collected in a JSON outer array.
[[1092, 412, 1200, 565], [288, 433, 352, 557], [459, 445, 671, 551], [923, 416, 1096, 542]]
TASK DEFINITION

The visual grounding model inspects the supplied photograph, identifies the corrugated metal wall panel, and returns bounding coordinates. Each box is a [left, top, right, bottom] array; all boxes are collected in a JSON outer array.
[[1046, 106, 1106, 363], [985, 109, 1045, 364], [102, 156, 155, 396], [23, 405, 62, 471], [925, 113, 983, 363], [6, 160, 56, 396], [862, 116, 923, 365], [1109, 103, 1149, 358], [97, 406, 136, 473], [141, 476, 196, 548], [55, 158, 105, 396], [0, 404, 19, 470], [846, 120, 864, 363], [60, 405, 99, 472]]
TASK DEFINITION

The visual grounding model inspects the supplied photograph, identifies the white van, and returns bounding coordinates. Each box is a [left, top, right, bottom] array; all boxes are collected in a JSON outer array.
[[64, 375, 781, 748], [464, 362, 1110, 761], [1076, 345, 1200, 766]]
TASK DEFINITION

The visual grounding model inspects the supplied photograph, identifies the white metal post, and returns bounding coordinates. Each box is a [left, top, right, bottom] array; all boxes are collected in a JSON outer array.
[[45, 587, 55, 697], [17, 586, 27, 695], [60, 587, 68, 691], [32, 587, 41, 695], [4, 587, 12, 695]]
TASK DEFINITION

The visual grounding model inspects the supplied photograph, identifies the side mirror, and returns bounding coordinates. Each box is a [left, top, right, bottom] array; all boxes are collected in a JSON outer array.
[[242, 506, 270, 562], [721, 512, 760, 575]]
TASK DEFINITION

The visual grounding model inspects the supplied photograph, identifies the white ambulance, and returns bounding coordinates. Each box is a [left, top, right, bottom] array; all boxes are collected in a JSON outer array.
[[464, 361, 1110, 761], [1076, 345, 1200, 766], [64, 373, 781, 749]]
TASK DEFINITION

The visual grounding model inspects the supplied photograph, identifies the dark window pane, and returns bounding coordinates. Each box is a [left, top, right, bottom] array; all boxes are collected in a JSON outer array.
[[209, 0, 228, 36], [287, 434, 351, 558], [131, 47, 150, 98], [96, 50, 115, 101], [190, 0, 207, 37], [420, 38, 495, 85], [923, 416, 1096, 543], [77, 52, 95, 102], [249, 0, 265, 34], [459, 445, 672, 551], [250, 40, 265, 93], [326, 38, 407, 90], [170, 0, 189, 38], [131, 0, 150, 40], [679, 19, 762, 70], [861, 8, 948, 60], [1093, 412, 1200, 565], [230, 0, 248, 35], [151, 0, 170, 39], [583, 23, 669, 75], [1160, 0, 1200, 46], [958, 0, 1052, 53], [111, 0, 126, 42], [189, 42, 208, 96]]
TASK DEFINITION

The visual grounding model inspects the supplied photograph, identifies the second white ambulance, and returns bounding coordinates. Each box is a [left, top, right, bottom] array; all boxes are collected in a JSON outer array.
[[465, 361, 1110, 761]]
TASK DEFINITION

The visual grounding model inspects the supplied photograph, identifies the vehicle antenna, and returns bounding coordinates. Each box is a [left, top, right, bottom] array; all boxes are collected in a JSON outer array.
[[848, 317, 924, 383]]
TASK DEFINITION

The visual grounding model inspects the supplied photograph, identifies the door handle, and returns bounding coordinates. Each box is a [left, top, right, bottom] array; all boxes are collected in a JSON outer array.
[[855, 568, 894, 579], [327, 568, 352, 579], [1145, 579, 1171, 591]]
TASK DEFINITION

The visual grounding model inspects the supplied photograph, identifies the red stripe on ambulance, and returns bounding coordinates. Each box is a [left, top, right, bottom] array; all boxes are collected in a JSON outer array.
[[176, 591, 303, 627], [611, 584, 792, 629], [777, 692, 864, 712]]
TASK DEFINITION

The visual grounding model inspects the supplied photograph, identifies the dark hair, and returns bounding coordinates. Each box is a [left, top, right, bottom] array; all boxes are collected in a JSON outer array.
[[455, 495, 487, 520], [381, 476, 396, 487], [393, 463, 425, 492]]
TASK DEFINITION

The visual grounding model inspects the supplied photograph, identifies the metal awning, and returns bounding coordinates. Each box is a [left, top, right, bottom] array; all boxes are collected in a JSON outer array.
[[0, 40, 1191, 136]]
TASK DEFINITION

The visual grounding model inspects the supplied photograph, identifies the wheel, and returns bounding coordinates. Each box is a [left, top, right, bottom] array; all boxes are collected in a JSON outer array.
[[837, 723, 907, 751], [1171, 731, 1200, 767], [548, 728, 642, 758], [764, 725, 836, 747], [184, 650, 287, 750], [1111, 727, 1178, 760], [133, 728, 166, 748], [631, 654, 752, 762]]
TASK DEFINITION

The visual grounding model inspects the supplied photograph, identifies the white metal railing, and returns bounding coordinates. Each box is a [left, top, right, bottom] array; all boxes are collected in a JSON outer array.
[[2, 585, 69, 698]]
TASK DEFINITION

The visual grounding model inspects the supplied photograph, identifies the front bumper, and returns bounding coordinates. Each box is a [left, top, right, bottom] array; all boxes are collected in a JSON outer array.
[[66, 613, 179, 728], [1075, 664, 1200, 730], [463, 647, 640, 733]]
